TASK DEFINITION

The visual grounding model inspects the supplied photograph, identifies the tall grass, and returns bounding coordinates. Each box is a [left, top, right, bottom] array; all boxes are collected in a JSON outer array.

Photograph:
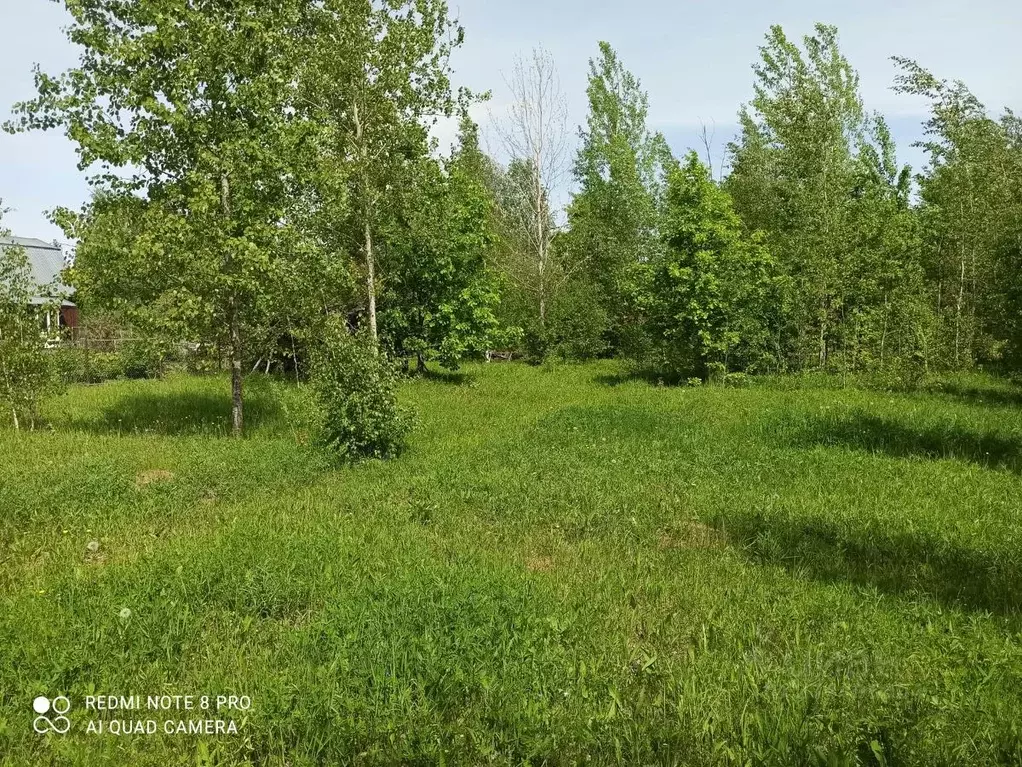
[[2, 363, 1022, 765]]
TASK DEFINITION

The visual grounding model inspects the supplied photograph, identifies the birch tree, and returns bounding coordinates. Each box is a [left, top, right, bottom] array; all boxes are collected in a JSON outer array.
[[299, 0, 465, 342], [492, 47, 570, 332]]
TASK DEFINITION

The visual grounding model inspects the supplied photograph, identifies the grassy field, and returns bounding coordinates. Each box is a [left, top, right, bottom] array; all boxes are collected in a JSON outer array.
[[3, 362, 1022, 765]]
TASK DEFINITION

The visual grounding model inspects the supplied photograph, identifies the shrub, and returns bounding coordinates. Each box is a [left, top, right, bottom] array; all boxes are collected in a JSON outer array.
[[310, 321, 415, 462], [723, 371, 752, 388], [50, 347, 88, 383], [51, 347, 124, 384], [548, 279, 611, 361], [706, 362, 727, 385], [120, 337, 177, 379], [0, 237, 59, 429]]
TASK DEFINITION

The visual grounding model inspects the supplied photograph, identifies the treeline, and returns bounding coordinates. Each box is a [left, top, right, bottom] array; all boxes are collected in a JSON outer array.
[[504, 26, 1022, 381], [7, 5, 1022, 429]]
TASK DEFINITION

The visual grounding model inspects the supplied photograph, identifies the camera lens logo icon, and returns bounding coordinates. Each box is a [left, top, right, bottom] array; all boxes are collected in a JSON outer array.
[[33, 696, 71, 734]]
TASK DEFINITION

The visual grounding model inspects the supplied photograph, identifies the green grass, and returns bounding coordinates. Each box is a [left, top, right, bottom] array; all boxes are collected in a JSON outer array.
[[3, 362, 1022, 765]]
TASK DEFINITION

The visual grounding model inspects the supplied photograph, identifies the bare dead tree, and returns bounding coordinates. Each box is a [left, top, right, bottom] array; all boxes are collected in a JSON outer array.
[[491, 47, 570, 329], [699, 118, 725, 182]]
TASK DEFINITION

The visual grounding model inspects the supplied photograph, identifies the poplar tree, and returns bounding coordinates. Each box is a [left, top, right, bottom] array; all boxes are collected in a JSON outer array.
[[8, 0, 313, 436], [727, 24, 919, 371], [893, 59, 1022, 367], [299, 0, 466, 342], [565, 42, 673, 346]]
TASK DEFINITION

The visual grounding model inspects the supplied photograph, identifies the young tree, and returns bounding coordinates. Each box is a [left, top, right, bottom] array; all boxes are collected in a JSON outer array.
[[638, 153, 779, 377], [727, 24, 919, 372], [8, 0, 314, 436], [0, 209, 55, 430], [564, 42, 674, 346], [378, 118, 501, 372], [298, 0, 466, 342], [893, 59, 1022, 368], [492, 47, 570, 334]]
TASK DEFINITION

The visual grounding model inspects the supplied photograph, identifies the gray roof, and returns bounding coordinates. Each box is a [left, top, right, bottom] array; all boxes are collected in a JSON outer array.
[[0, 236, 76, 306]]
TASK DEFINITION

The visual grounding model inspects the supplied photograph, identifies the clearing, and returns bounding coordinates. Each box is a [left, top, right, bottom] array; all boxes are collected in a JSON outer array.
[[3, 362, 1022, 765]]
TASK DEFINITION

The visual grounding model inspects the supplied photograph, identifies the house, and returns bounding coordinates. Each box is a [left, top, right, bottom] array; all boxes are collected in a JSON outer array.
[[0, 236, 78, 335]]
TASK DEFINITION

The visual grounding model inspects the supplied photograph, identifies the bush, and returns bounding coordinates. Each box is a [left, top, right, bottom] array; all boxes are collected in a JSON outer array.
[[0, 241, 59, 429], [310, 321, 415, 462], [548, 279, 611, 361], [51, 347, 124, 384], [120, 337, 177, 379], [722, 371, 752, 388]]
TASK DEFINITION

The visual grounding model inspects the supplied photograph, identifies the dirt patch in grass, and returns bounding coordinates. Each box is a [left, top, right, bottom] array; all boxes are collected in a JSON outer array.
[[525, 554, 556, 572], [135, 469, 175, 488], [658, 521, 727, 551]]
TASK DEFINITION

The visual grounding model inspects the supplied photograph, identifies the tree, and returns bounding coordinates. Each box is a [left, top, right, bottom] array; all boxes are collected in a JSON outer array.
[[993, 111, 1022, 368], [638, 153, 779, 377], [298, 0, 466, 343], [378, 117, 501, 371], [893, 58, 1022, 368], [0, 208, 55, 430], [727, 24, 920, 372], [564, 42, 673, 347], [8, 0, 314, 436], [492, 47, 570, 335]]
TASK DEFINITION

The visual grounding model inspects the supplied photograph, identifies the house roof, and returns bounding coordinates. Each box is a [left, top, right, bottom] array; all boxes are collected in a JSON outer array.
[[0, 236, 76, 306]]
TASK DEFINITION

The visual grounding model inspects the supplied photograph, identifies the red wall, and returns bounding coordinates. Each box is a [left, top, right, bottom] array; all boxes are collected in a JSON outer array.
[[60, 306, 79, 332]]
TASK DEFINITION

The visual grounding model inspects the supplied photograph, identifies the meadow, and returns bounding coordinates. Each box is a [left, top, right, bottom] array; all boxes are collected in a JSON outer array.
[[2, 362, 1022, 765]]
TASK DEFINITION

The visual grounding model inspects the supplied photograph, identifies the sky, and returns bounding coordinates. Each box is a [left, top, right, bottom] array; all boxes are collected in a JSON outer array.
[[1, 0, 1020, 242]]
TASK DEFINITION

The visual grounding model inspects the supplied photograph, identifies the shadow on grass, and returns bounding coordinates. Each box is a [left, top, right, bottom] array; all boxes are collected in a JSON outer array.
[[415, 368, 477, 386], [72, 389, 285, 436], [592, 370, 680, 388], [790, 410, 1022, 473], [923, 381, 1022, 409], [723, 511, 1022, 616]]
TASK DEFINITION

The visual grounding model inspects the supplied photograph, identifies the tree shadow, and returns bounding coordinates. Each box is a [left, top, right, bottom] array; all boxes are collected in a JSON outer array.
[[415, 368, 477, 386], [721, 511, 1022, 617], [592, 369, 682, 388], [789, 410, 1022, 473], [63, 389, 286, 436], [923, 380, 1022, 409]]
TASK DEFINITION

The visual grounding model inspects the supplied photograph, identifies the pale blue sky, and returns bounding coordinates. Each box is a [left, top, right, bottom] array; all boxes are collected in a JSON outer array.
[[1, 0, 1019, 241]]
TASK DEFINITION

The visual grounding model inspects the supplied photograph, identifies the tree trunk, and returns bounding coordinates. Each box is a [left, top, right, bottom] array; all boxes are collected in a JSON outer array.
[[416, 351, 426, 375], [879, 296, 889, 367], [365, 219, 378, 341], [818, 297, 827, 368], [221, 172, 243, 438], [351, 98, 378, 342], [955, 251, 965, 368], [10, 407, 18, 432], [535, 151, 546, 330]]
